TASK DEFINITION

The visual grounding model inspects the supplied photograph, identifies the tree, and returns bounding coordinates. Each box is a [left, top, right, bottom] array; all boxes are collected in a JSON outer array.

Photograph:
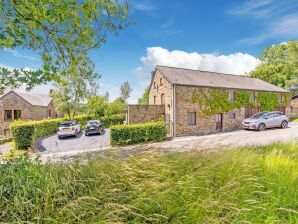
[[138, 86, 149, 104], [105, 98, 126, 116], [86, 96, 107, 117], [120, 81, 132, 101], [250, 41, 298, 93], [0, 0, 129, 93]]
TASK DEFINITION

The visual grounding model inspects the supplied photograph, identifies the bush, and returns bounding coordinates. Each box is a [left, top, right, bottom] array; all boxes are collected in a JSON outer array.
[[110, 121, 166, 146], [10, 122, 35, 150]]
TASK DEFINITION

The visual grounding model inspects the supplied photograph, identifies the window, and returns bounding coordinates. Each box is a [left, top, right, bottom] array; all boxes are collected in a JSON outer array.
[[14, 110, 21, 120], [153, 96, 156, 105], [279, 94, 283, 103], [4, 110, 12, 121], [229, 112, 236, 119], [274, 112, 283, 117], [153, 82, 156, 89], [265, 113, 274, 119], [188, 112, 196, 125], [48, 109, 51, 117], [229, 91, 235, 102], [251, 92, 256, 102], [160, 78, 163, 86], [161, 93, 165, 104]]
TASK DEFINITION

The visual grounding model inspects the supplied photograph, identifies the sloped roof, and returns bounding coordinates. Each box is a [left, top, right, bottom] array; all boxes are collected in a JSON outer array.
[[155, 65, 289, 93], [0, 90, 52, 106]]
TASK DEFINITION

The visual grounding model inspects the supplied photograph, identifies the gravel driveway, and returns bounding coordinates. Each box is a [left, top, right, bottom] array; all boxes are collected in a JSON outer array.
[[155, 122, 298, 151], [36, 129, 110, 154]]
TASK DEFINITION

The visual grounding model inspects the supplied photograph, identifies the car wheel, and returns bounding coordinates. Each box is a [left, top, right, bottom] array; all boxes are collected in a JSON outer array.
[[281, 121, 288, 129], [74, 129, 78, 137], [58, 135, 62, 139], [85, 132, 89, 136], [258, 123, 266, 131]]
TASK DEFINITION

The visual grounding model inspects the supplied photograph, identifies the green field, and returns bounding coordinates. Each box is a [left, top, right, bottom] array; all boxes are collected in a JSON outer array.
[[0, 143, 297, 223]]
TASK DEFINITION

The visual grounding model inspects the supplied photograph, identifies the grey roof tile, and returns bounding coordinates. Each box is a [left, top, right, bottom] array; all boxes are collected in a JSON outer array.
[[156, 65, 289, 93]]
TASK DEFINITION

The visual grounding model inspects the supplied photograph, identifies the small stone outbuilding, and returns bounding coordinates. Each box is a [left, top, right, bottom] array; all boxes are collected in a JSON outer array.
[[0, 90, 61, 136], [127, 65, 290, 137]]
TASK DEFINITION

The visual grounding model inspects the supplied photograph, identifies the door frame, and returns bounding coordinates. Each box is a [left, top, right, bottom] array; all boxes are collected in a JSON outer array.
[[215, 113, 223, 131]]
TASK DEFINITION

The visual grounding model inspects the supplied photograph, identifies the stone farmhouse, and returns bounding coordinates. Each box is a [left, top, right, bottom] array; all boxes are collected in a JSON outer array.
[[0, 90, 60, 136], [126, 65, 290, 137]]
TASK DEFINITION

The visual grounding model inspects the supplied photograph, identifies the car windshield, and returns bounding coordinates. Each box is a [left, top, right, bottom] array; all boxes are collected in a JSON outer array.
[[250, 112, 268, 119], [59, 122, 75, 127], [87, 120, 100, 125]]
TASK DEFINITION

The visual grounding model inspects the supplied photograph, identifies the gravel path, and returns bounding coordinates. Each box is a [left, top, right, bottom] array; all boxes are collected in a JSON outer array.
[[39, 122, 298, 163], [36, 129, 110, 154]]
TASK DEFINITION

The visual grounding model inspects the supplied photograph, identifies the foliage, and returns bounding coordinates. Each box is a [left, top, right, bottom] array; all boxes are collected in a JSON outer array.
[[191, 89, 290, 115], [250, 41, 298, 93], [191, 89, 254, 115], [137, 86, 149, 104], [105, 98, 126, 116], [0, 0, 129, 93], [86, 96, 107, 117], [10, 122, 35, 150], [110, 122, 166, 146], [120, 81, 132, 101], [0, 143, 297, 223]]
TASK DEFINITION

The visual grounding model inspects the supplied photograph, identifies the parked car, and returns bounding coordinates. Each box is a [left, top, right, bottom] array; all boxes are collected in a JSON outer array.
[[242, 111, 289, 131], [57, 120, 82, 139], [85, 120, 104, 136]]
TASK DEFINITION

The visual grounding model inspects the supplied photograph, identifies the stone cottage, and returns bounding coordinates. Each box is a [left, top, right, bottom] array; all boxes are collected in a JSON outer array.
[[126, 65, 290, 137], [0, 90, 61, 136]]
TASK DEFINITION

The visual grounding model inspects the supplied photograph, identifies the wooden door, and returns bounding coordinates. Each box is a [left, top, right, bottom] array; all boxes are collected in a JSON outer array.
[[215, 113, 223, 130], [245, 106, 259, 118]]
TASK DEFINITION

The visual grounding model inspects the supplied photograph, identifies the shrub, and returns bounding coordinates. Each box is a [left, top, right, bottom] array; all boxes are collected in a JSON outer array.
[[110, 121, 166, 146], [10, 122, 35, 150], [101, 114, 125, 127]]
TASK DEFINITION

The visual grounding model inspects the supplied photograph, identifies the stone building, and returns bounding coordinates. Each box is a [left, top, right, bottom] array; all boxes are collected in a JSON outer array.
[[0, 90, 61, 136], [127, 66, 290, 137], [290, 95, 298, 116]]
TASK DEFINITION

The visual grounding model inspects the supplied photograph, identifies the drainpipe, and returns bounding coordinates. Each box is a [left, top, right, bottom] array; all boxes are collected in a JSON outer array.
[[173, 84, 176, 138]]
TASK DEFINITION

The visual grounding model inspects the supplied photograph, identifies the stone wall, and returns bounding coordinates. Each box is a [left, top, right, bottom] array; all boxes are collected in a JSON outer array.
[[175, 85, 245, 136], [149, 70, 174, 136], [127, 105, 165, 125], [289, 98, 298, 116]]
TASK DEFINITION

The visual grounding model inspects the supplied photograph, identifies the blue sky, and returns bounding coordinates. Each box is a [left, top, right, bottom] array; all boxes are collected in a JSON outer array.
[[1, 0, 298, 103]]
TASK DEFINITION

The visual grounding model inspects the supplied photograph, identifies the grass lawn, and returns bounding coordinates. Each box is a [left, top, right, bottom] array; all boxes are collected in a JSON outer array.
[[0, 143, 297, 223]]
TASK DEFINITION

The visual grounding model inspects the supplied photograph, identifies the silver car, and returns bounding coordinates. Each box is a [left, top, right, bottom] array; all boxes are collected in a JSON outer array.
[[242, 111, 289, 131]]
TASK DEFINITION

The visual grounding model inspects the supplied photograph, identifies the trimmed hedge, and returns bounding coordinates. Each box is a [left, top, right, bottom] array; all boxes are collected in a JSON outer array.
[[110, 122, 166, 146], [10, 114, 125, 150]]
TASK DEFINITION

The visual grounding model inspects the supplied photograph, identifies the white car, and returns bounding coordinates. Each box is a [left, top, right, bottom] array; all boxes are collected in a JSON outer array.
[[57, 120, 82, 139]]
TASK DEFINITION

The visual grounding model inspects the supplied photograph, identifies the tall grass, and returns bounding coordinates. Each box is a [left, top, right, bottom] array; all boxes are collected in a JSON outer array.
[[0, 143, 297, 223]]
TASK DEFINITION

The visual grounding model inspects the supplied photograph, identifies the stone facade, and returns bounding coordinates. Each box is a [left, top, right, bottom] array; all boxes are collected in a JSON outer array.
[[289, 97, 298, 116], [126, 105, 164, 125], [174, 86, 246, 136], [149, 70, 174, 136], [0, 91, 60, 136]]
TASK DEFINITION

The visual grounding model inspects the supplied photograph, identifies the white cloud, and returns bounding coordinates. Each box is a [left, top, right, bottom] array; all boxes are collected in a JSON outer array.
[[241, 13, 298, 44], [130, 0, 155, 12], [134, 47, 260, 83], [228, 0, 298, 44], [3, 48, 39, 61]]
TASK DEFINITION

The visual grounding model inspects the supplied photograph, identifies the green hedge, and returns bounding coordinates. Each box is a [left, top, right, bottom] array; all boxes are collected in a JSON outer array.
[[10, 114, 124, 150], [10, 122, 35, 150], [110, 122, 166, 146]]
